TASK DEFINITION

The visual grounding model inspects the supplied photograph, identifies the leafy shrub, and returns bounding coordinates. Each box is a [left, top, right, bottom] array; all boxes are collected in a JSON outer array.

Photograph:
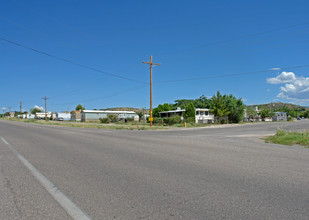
[[108, 114, 118, 122], [99, 118, 109, 123], [153, 117, 164, 125], [127, 118, 134, 122], [164, 115, 182, 125], [185, 117, 195, 124]]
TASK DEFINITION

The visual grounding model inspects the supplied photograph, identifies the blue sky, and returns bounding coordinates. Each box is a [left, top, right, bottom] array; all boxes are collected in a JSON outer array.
[[1, 0, 309, 112]]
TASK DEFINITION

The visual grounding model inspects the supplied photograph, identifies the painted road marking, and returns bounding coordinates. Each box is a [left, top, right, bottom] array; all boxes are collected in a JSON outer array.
[[1, 137, 9, 145], [0, 137, 92, 220]]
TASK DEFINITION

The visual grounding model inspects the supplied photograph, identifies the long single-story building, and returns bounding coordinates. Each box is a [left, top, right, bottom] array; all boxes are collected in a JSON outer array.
[[81, 110, 137, 122], [22, 113, 35, 119], [159, 108, 214, 124]]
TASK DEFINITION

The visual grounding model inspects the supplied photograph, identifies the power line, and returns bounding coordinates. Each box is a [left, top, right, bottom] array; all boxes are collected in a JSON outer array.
[[0, 36, 146, 84], [154, 64, 309, 84], [0, 15, 82, 52], [49, 62, 143, 99], [9, 0, 101, 42], [157, 21, 309, 58], [49, 84, 148, 106]]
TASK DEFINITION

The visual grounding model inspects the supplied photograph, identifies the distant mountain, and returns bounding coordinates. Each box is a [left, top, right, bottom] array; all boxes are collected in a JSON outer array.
[[246, 102, 309, 111]]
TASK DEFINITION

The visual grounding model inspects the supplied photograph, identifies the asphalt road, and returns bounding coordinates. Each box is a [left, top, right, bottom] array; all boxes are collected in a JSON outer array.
[[0, 120, 308, 219]]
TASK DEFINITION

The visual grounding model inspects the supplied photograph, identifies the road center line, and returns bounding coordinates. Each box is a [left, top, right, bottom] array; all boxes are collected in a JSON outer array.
[[0, 137, 92, 220]]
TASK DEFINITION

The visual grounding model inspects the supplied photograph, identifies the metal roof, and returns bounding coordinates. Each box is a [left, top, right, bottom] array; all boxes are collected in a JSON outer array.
[[82, 110, 136, 114], [159, 108, 210, 114]]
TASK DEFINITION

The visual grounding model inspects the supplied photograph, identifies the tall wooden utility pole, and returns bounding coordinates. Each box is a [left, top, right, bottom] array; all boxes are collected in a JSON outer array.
[[20, 101, 22, 119], [42, 96, 49, 121], [142, 56, 160, 126]]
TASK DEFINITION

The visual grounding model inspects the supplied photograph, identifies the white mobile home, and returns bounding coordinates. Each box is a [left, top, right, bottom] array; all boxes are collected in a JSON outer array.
[[35, 112, 51, 119], [22, 113, 35, 119], [81, 110, 137, 122], [159, 108, 214, 124], [56, 112, 71, 121]]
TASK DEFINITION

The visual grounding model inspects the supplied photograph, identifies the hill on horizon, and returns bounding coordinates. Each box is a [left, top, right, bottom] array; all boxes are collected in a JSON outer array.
[[100, 107, 150, 114], [246, 102, 309, 111]]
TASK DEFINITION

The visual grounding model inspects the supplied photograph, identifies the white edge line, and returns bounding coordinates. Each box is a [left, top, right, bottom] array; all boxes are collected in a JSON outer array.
[[0, 137, 92, 220], [1, 137, 9, 145]]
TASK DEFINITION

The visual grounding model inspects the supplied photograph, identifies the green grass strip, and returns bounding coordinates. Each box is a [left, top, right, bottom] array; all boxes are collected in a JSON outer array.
[[265, 130, 309, 147]]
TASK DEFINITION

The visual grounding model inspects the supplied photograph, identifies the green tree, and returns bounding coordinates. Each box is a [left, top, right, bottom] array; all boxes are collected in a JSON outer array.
[[184, 102, 195, 119], [223, 94, 245, 123], [153, 103, 171, 117], [172, 99, 194, 110], [30, 108, 42, 114], [193, 94, 211, 108], [75, 104, 85, 111], [302, 110, 309, 118], [259, 108, 274, 120], [246, 107, 257, 119], [210, 91, 230, 123]]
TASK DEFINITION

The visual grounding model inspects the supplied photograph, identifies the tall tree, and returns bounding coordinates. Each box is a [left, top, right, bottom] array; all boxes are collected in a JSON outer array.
[[30, 108, 42, 114], [223, 94, 245, 123], [210, 91, 230, 123], [194, 94, 211, 108], [75, 104, 85, 111], [153, 103, 171, 117], [259, 108, 274, 120], [245, 107, 257, 119], [184, 102, 195, 119]]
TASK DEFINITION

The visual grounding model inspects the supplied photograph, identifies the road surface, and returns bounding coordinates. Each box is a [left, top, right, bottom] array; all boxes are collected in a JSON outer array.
[[0, 120, 308, 219]]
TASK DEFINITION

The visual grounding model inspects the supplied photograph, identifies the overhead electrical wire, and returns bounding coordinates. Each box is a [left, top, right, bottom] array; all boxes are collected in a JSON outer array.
[[157, 21, 309, 58], [4, 0, 309, 110], [49, 84, 148, 106], [0, 36, 146, 84], [154, 64, 309, 84], [9, 0, 101, 42]]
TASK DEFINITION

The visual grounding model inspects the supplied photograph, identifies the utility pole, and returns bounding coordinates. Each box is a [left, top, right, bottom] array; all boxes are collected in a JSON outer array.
[[20, 101, 22, 118], [2, 107, 6, 118], [142, 56, 160, 126], [42, 96, 49, 121]]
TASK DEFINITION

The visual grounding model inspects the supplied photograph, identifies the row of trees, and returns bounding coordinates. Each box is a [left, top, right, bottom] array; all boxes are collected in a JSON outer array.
[[29, 104, 85, 115], [153, 91, 245, 124]]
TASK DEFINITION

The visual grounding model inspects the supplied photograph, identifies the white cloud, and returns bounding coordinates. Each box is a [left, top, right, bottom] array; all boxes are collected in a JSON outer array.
[[267, 72, 296, 84], [269, 67, 281, 71], [267, 72, 309, 102], [33, 105, 44, 111]]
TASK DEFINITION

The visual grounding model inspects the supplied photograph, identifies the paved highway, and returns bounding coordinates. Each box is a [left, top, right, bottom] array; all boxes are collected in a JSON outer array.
[[0, 120, 308, 219]]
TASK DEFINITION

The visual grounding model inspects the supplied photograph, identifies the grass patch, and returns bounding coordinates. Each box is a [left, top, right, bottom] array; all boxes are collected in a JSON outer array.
[[265, 130, 309, 147], [2, 118, 166, 130]]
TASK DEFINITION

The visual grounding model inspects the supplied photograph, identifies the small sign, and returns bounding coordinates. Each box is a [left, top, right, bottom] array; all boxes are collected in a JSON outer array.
[[148, 117, 153, 122]]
